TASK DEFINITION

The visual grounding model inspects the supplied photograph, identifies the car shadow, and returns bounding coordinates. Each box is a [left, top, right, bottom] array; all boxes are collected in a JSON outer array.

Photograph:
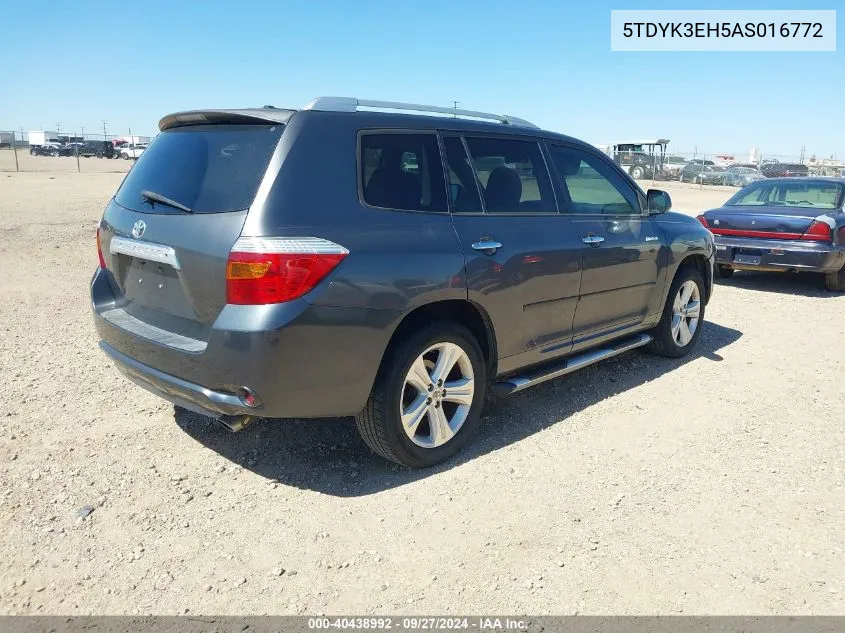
[[716, 270, 835, 297], [175, 321, 742, 497]]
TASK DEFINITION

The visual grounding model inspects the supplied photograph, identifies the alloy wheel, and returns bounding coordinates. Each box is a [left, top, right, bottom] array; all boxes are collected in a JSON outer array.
[[671, 280, 701, 347], [400, 342, 475, 448]]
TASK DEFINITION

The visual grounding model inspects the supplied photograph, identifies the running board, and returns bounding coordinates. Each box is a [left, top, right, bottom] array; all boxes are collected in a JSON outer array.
[[491, 333, 652, 396]]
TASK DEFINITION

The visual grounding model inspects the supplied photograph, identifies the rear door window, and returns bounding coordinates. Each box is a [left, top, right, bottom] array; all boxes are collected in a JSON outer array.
[[463, 136, 557, 213], [115, 124, 283, 214], [360, 133, 447, 212]]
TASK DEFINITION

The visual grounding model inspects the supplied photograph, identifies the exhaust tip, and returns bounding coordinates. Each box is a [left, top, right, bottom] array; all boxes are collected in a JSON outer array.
[[217, 415, 254, 433]]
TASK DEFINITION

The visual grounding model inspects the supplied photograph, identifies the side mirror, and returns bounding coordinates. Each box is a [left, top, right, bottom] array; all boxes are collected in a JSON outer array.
[[647, 189, 672, 214]]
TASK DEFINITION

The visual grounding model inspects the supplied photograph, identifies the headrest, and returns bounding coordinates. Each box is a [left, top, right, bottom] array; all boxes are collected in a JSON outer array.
[[556, 155, 582, 177], [485, 166, 522, 212]]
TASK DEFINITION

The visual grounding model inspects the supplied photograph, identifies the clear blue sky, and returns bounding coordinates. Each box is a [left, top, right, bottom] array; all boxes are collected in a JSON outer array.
[[1, 0, 842, 159]]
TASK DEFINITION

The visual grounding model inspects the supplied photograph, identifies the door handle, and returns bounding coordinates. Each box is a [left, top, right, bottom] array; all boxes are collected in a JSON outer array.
[[471, 240, 502, 254], [581, 234, 605, 247]]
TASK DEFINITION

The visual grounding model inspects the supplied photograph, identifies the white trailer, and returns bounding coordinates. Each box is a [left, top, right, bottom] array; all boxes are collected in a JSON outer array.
[[28, 131, 61, 147]]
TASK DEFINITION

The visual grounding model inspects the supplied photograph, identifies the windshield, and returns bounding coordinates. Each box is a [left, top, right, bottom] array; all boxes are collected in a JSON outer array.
[[726, 181, 844, 209], [115, 124, 283, 214]]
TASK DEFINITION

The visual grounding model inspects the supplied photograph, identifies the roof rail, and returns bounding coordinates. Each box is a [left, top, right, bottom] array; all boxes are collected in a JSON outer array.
[[301, 96, 539, 129]]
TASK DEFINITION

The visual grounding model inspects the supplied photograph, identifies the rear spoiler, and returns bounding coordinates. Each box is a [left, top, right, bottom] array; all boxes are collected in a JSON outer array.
[[159, 108, 296, 131]]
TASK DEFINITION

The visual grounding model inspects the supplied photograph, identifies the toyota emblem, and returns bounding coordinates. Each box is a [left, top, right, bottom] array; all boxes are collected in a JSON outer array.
[[132, 220, 146, 239]]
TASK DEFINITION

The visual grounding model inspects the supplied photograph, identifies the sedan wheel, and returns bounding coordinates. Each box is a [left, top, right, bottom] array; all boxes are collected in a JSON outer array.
[[671, 280, 701, 347]]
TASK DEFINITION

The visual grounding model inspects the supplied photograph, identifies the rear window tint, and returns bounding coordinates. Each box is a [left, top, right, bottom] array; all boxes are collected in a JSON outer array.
[[115, 124, 283, 214], [360, 133, 447, 212], [728, 181, 844, 209]]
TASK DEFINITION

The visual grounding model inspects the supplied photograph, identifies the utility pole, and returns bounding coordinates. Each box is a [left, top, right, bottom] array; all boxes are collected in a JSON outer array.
[[56, 122, 61, 139], [451, 100, 460, 118], [799, 144, 806, 164], [102, 120, 108, 141]]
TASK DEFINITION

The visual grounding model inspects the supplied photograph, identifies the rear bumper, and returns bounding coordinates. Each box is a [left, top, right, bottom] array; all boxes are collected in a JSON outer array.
[[100, 341, 256, 421], [92, 268, 400, 420], [714, 236, 845, 273]]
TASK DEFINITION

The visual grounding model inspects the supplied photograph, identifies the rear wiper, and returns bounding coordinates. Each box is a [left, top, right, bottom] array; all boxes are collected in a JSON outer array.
[[141, 190, 192, 214]]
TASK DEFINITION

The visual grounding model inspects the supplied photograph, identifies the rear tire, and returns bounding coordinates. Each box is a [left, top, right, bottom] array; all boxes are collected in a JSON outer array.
[[646, 266, 706, 358], [355, 322, 487, 468], [715, 265, 734, 278], [824, 266, 845, 292]]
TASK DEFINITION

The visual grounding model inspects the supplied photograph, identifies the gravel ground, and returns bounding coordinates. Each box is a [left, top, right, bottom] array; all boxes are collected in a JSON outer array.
[[0, 171, 843, 615]]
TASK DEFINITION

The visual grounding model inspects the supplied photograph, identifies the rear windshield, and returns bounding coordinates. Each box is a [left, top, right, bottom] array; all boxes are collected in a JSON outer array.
[[115, 124, 283, 214], [727, 181, 844, 209]]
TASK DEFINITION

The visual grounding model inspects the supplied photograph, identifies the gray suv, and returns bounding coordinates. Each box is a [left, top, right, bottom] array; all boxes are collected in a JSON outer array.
[[92, 97, 715, 468]]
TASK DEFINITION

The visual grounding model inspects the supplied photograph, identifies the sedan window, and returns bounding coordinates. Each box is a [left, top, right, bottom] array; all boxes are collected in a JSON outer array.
[[728, 182, 844, 209]]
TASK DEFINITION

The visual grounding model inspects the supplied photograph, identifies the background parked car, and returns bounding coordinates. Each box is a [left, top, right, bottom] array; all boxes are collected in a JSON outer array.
[[680, 164, 725, 184], [76, 141, 116, 159], [51, 144, 78, 157], [662, 155, 688, 180], [760, 162, 809, 178], [721, 166, 764, 187], [698, 177, 845, 291], [30, 142, 62, 156], [116, 143, 148, 160]]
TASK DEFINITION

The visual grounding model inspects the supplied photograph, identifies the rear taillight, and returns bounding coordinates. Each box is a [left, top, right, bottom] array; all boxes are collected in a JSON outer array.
[[96, 227, 107, 269], [800, 220, 832, 242], [226, 237, 348, 305], [696, 215, 709, 228]]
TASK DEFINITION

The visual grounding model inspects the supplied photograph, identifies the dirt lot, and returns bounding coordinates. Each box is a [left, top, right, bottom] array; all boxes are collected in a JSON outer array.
[[0, 171, 843, 616]]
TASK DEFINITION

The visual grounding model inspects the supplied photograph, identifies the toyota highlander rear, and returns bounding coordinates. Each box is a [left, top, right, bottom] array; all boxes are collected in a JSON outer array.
[[91, 112, 356, 427]]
